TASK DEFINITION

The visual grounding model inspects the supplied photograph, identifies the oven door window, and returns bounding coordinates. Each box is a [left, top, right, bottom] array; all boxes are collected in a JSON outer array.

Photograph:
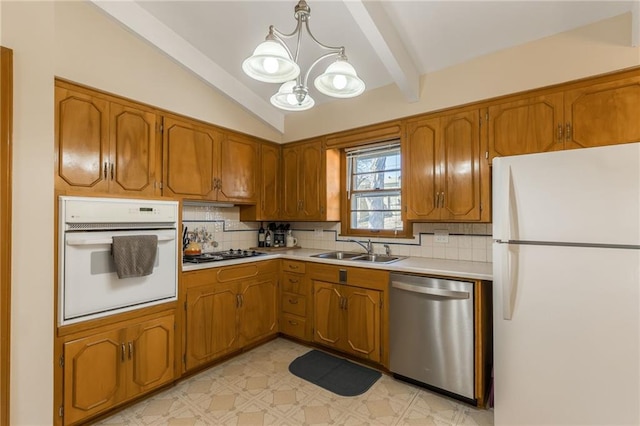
[[60, 228, 177, 325]]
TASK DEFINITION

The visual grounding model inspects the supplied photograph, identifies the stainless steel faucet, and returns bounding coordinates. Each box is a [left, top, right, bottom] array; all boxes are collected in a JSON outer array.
[[348, 239, 373, 254], [383, 244, 391, 256]]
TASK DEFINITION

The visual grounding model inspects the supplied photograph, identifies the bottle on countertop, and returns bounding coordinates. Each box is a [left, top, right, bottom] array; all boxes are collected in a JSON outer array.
[[265, 229, 272, 247], [258, 223, 265, 247]]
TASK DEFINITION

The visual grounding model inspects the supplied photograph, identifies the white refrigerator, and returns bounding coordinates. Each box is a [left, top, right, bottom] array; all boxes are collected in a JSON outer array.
[[492, 142, 640, 425]]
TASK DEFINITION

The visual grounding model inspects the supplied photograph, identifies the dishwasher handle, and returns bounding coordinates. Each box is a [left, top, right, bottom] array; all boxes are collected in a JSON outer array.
[[391, 280, 470, 299]]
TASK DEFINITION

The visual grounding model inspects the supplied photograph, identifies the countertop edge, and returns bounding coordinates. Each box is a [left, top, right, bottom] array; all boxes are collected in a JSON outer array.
[[182, 249, 493, 281]]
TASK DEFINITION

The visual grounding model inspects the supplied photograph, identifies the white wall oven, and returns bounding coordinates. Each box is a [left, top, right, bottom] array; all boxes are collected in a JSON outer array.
[[58, 196, 179, 326]]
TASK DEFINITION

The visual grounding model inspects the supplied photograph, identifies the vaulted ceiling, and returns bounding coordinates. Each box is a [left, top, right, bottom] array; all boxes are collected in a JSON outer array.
[[91, 1, 637, 133]]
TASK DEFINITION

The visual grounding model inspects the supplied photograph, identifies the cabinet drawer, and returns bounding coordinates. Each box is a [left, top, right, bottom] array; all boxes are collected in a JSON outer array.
[[282, 273, 307, 295], [281, 293, 306, 317], [309, 263, 389, 291], [280, 314, 306, 339], [282, 259, 306, 274]]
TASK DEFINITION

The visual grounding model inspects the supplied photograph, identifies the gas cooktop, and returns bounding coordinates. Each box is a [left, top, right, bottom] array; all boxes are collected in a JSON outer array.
[[183, 249, 266, 264]]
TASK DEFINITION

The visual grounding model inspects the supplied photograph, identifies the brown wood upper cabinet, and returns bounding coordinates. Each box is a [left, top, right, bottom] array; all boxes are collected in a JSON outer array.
[[55, 83, 161, 196], [239, 142, 281, 221], [404, 109, 489, 222], [281, 138, 340, 221], [488, 74, 640, 161], [162, 116, 258, 203]]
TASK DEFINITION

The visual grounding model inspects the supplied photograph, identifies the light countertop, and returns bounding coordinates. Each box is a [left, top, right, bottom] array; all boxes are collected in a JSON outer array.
[[182, 248, 493, 281]]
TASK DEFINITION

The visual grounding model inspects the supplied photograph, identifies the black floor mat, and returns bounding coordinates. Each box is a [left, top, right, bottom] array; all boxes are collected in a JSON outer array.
[[288, 350, 382, 397]]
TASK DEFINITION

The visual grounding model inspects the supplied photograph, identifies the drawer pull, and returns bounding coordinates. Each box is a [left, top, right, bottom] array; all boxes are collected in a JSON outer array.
[[288, 278, 300, 283], [288, 298, 299, 304], [288, 265, 299, 270], [288, 320, 299, 326]]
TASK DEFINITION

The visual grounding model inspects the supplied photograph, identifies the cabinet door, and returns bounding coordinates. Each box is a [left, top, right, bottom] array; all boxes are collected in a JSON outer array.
[[163, 117, 220, 199], [281, 145, 300, 219], [218, 133, 258, 203], [127, 315, 174, 397], [488, 93, 564, 160], [313, 282, 345, 349], [55, 87, 110, 193], [238, 277, 277, 346], [404, 117, 440, 220], [299, 141, 323, 219], [260, 143, 281, 219], [440, 110, 482, 221], [109, 102, 159, 196], [185, 283, 238, 370], [344, 287, 381, 362], [564, 76, 640, 149], [63, 329, 125, 425]]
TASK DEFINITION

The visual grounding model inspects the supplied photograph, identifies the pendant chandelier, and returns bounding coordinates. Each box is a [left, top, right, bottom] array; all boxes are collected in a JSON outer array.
[[242, 0, 365, 111]]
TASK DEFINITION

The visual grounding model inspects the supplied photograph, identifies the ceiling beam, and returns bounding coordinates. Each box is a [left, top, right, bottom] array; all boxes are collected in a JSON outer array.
[[343, 0, 420, 103], [90, 1, 285, 133]]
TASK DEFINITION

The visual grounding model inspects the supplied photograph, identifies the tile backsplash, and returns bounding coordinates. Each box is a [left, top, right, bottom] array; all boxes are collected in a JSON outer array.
[[182, 204, 493, 263]]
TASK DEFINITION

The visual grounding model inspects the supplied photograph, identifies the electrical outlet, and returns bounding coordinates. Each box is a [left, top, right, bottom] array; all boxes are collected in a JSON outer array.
[[314, 228, 323, 238], [434, 230, 449, 243]]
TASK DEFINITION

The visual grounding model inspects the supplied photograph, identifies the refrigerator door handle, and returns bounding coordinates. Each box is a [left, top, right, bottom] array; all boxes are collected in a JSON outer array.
[[498, 242, 520, 320], [494, 164, 519, 242]]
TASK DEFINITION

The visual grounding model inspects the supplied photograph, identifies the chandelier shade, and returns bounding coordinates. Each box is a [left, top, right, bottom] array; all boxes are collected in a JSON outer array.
[[314, 59, 365, 98], [270, 81, 315, 111], [242, 0, 364, 111], [242, 40, 300, 83]]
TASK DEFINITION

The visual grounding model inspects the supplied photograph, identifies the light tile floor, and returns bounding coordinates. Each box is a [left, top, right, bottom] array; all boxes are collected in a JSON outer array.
[[96, 338, 493, 425]]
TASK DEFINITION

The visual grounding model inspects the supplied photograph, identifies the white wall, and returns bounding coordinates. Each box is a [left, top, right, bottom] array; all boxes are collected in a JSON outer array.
[[284, 13, 640, 142], [1, 2, 55, 425]]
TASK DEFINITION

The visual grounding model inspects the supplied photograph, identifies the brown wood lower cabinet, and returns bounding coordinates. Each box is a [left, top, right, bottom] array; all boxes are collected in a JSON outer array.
[[313, 281, 382, 363], [278, 259, 312, 341], [309, 263, 389, 366], [62, 313, 174, 425], [184, 261, 278, 371]]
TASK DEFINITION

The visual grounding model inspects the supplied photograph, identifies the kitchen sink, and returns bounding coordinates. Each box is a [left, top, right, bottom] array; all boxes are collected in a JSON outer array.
[[311, 251, 363, 260], [311, 251, 405, 264], [351, 254, 404, 263]]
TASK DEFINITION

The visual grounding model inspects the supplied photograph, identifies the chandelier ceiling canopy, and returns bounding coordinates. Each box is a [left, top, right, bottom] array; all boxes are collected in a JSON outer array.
[[242, 0, 365, 112]]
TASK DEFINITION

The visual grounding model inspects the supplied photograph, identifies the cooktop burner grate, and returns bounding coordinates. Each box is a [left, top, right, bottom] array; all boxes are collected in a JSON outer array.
[[183, 249, 266, 264]]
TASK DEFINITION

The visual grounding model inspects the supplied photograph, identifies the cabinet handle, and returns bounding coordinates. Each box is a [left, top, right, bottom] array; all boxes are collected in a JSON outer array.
[[104, 162, 108, 180], [288, 265, 299, 270], [557, 123, 563, 141], [288, 320, 299, 326], [288, 298, 298, 305], [110, 163, 114, 180], [236, 294, 241, 308], [440, 192, 445, 208], [121, 343, 126, 362], [565, 123, 572, 141], [128, 342, 133, 360], [289, 278, 299, 283]]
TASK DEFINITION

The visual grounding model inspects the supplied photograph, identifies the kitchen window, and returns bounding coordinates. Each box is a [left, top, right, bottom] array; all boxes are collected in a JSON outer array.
[[343, 142, 408, 237]]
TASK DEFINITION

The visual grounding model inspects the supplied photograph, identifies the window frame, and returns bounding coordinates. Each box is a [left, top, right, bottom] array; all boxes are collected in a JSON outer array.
[[340, 141, 412, 238]]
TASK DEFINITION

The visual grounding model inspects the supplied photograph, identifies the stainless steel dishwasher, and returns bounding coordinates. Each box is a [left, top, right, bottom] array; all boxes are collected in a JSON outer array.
[[389, 272, 475, 402]]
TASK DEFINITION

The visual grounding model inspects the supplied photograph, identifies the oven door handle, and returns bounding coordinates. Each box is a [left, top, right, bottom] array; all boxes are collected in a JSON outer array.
[[66, 235, 176, 246]]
